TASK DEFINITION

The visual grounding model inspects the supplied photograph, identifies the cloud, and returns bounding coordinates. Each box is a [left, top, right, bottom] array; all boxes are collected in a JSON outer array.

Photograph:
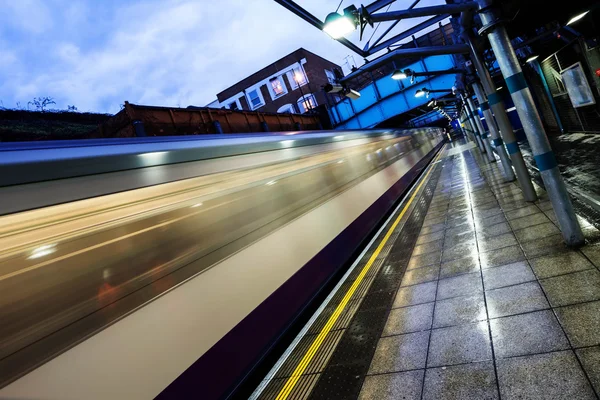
[[0, 0, 447, 113]]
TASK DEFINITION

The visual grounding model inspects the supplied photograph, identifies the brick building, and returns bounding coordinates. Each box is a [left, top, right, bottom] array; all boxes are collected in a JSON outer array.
[[206, 48, 342, 114]]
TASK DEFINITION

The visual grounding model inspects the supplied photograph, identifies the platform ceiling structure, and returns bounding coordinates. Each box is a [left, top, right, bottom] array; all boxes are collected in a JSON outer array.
[[275, 0, 598, 127]]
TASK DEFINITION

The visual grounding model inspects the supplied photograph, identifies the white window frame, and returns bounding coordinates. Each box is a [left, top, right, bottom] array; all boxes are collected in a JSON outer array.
[[268, 76, 288, 100], [325, 69, 336, 85], [287, 66, 309, 90], [227, 98, 242, 111], [246, 88, 265, 110], [277, 104, 296, 114], [297, 94, 317, 114]]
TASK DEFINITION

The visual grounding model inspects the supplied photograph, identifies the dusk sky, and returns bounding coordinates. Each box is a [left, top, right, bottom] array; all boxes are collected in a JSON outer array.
[[0, 0, 446, 114]]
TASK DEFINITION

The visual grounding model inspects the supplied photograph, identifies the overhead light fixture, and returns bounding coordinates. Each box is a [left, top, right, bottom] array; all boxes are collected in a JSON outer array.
[[415, 88, 429, 98], [323, 10, 357, 39], [496, 86, 504, 91], [526, 55, 539, 63], [391, 69, 407, 80], [567, 11, 589, 25]]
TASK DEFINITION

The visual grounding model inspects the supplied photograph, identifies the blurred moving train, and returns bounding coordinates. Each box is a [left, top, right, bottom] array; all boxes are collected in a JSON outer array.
[[0, 128, 444, 399]]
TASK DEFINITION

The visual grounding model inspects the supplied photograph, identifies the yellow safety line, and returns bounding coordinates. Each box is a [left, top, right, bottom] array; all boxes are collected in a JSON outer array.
[[275, 146, 445, 400]]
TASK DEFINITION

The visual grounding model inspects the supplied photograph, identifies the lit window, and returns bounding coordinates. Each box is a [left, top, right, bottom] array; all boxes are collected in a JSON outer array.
[[325, 69, 336, 84], [289, 68, 307, 87], [270, 77, 285, 96], [247, 89, 263, 109], [298, 94, 317, 113], [228, 101, 239, 111]]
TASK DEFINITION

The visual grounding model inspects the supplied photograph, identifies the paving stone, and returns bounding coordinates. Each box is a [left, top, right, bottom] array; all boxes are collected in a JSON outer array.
[[505, 205, 540, 220], [416, 230, 445, 246], [422, 215, 447, 228], [575, 346, 600, 395], [406, 252, 442, 271], [482, 261, 536, 290], [480, 245, 526, 269], [368, 331, 430, 374], [485, 281, 549, 318], [490, 310, 569, 358], [475, 213, 508, 229], [508, 212, 551, 231], [520, 233, 570, 258], [540, 269, 600, 307], [529, 251, 594, 279], [393, 281, 437, 309], [477, 232, 518, 253], [412, 239, 444, 256], [359, 370, 424, 400], [427, 322, 492, 367], [555, 301, 600, 347], [437, 272, 483, 300], [439, 255, 480, 279], [514, 222, 560, 243], [401, 265, 440, 286], [497, 351, 596, 400], [433, 293, 486, 328], [422, 361, 499, 400], [477, 221, 511, 239], [443, 231, 476, 249], [581, 243, 600, 268], [383, 302, 434, 336], [420, 223, 446, 235], [442, 240, 478, 263]]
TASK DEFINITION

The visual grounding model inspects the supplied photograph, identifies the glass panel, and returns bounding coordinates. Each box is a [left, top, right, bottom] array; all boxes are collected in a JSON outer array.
[[270, 78, 284, 96]]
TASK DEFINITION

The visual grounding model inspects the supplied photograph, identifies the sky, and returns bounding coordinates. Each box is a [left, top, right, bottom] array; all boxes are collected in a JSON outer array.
[[0, 0, 445, 114]]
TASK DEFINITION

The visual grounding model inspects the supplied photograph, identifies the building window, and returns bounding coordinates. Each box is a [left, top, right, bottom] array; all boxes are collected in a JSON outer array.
[[297, 94, 317, 113], [277, 104, 295, 114], [325, 69, 336, 84], [288, 67, 308, 89], [247, 89, 263, 109], [270, 77, 285, 97], [228, 101, 239, 111]]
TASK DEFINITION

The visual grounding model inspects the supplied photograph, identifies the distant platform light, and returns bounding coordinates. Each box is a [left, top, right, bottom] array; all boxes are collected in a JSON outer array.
[[526, 55, 539, 63], [567, 11, 589, 25], [391, 69, 407, 80]]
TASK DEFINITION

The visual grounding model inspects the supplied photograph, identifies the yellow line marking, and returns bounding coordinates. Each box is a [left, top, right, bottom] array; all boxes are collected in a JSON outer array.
[[275, 146, 445, 400]]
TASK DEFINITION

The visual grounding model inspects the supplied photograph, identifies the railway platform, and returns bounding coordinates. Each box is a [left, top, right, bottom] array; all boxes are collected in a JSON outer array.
[[252, 139, 600, 400]]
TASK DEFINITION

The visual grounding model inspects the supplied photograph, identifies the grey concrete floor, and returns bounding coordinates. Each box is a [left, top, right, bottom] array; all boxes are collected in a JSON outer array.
[[359, 141, 600, 400]]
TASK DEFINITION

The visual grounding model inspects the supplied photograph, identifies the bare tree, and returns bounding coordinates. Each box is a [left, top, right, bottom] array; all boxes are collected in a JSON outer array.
[[67, 105, 78, 112], [28, 97, 56, 112]]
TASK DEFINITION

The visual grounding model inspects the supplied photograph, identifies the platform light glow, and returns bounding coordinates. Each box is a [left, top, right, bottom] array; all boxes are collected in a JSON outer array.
[[567, 11, 589, 25], [323, 12, 356, 39], [266, 180, 277, 186], [496, 86, 503, 91], [337, 159, 345, 164], [28, 244, 56, 260], [191, 203, 203, 208], [526, 55, 539, 63], [391, 69, 407, 80], [333, 135, 345, 140], [280, 140, 295, 147]]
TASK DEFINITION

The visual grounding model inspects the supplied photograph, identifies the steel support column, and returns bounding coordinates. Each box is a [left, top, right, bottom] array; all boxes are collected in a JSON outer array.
[[477, 0, 583, 246], [467, 38, 537, 201], [467, 95, 495, 161], [471, 82, 515, 179]]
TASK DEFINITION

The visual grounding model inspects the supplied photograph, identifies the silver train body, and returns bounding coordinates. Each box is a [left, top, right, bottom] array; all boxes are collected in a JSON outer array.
[[0, 129, 444, 399]]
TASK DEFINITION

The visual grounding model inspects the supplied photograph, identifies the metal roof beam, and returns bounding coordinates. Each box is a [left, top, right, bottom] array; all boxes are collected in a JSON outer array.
[[273, 0, 367, 56]]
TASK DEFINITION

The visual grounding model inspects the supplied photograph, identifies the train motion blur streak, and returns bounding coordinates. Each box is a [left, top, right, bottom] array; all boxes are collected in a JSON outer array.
[[0, 129, 444, 399]]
